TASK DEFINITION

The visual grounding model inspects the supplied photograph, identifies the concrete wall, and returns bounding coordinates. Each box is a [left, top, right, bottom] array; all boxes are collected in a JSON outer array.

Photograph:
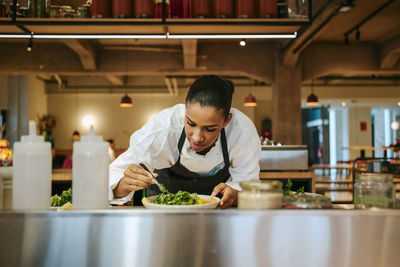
[[28, 76, 47, 122], [47, 84, 272, 150]]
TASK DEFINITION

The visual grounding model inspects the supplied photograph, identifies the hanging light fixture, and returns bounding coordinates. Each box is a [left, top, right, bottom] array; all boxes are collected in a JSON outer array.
[[120, 89, 133, 108], [306, 79, 319, 106], [244, 93, 257, 107], [72, 130, 80, 141]]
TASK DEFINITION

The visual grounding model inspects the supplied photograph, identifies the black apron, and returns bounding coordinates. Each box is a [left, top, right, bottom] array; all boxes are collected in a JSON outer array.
[[146, 128, 231, 196]]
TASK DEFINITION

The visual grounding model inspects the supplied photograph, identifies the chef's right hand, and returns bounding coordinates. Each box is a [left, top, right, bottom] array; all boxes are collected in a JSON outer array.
[[113, 164, 158, 198]]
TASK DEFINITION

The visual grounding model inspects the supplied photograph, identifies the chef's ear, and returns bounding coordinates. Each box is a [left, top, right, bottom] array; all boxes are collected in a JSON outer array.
[[223, 113, 232, 127]]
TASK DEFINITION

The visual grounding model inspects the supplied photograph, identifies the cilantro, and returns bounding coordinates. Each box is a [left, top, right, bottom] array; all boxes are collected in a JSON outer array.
[[50, 188, 72, 207], [153, 187, 199, 205]]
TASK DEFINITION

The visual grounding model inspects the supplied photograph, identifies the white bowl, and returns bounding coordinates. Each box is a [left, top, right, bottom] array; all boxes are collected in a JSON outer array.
[[142, 194, 220, 209]]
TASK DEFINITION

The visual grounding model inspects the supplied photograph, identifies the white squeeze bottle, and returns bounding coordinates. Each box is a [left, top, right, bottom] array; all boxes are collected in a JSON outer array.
[[73, 125, 109, 209], [12, 120, 52, 210]]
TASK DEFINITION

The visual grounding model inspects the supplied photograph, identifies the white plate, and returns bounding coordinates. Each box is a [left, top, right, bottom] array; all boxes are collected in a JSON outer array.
[[142, 194, 220, 209]]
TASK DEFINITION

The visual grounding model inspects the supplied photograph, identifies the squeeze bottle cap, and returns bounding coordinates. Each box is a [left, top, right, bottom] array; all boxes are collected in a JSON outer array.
[[81, 125, 103, 143], [21, 121, 44, 143]]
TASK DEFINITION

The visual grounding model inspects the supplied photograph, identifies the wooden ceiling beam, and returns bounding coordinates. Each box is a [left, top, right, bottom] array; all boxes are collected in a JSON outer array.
[[182, 39, 197, 69], [380, 35, 400, 70], [106, 75, 125, 86], [283, 0, 343, 67], [63, 40, 97, 71]]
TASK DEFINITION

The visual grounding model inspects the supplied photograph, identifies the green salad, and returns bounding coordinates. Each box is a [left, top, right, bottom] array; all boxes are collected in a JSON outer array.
[[153, 190, 200, 205], [50, 188, 72, 207]]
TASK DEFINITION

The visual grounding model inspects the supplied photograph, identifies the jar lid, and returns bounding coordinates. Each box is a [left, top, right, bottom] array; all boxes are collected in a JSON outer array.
[[240, 180, 282, 191], [358, 172, 393, 182]]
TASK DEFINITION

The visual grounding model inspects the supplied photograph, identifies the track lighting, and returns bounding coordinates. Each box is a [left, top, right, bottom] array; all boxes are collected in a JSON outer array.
[[26, 37, 33, 52]]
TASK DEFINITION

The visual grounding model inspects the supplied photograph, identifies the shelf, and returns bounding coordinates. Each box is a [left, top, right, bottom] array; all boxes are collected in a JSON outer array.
[[0, 18, 307, 35]]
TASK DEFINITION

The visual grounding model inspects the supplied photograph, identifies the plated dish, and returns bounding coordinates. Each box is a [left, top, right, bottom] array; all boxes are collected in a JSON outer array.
[[142, 194, 220, 209]]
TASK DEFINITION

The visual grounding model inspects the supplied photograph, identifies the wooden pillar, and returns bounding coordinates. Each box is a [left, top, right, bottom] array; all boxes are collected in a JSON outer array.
[[271, 56, 302, 145]]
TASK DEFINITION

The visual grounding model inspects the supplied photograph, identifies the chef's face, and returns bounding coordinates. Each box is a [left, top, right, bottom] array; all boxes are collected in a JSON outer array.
[[185, 102, 232, 154]]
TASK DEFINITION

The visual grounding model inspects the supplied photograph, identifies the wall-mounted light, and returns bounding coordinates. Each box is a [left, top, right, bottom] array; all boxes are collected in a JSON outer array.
[[244, 93, 257, 107], [239, 39, 246, 46], [120, 93, 133, 108], [82, 115, 94, 127], [341, 102, 347, 107]]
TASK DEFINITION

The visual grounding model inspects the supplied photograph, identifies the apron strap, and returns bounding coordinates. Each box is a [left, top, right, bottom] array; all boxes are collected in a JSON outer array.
[[220, 129, 230, 167]]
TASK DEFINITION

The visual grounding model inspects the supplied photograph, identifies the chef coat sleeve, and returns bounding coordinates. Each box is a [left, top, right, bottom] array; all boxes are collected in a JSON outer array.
[[108, 119, 177, 205], [225, 126, 261, 191]]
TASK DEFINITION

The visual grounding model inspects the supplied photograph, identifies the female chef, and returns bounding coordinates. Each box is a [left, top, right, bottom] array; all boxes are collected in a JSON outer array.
[[109, 75, 260, 208]]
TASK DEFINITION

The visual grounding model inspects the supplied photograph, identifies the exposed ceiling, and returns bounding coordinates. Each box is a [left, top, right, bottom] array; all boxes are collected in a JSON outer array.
[[1, 0, 400, 92]]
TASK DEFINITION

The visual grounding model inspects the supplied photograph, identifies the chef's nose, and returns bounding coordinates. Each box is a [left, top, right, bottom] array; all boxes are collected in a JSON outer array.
[[192, 128, 204, 142]]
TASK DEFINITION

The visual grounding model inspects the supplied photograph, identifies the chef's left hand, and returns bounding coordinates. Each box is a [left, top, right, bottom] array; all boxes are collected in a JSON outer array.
[[211, 183, 238, 209]]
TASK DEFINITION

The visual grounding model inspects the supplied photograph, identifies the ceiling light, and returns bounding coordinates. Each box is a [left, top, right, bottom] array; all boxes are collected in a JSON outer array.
[[26, 38, 33, 52], [0, 33, 297, 40], [339, 0, 355, 13], [72, 130, 80, 141], [391, 121, 400, 131], [244, 94, 257, 107], [240, 39, 246, 46], [306, 80, 319, 106], [341, 102, 346, 107], [306, 93, 319, 106], [120, 93, 133, 108], [168, 33, 297, 39]]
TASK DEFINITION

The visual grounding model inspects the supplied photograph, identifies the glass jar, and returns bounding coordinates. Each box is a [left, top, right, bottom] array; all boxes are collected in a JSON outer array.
[[192, 0, 210, 18], [134, 0, 155, 18], [112, 0, 133, 18], [213, 0, 233, 18], [77, 5, 90, 18], [91, 0, 111, 18], [171, 0, 191, 18], [354, 173, 395, 209], [238, 180, 283, 210], [49, 5, 62, 18], [63, 8, 76, 18], [0, 1, 6, 17], [236, 0, 255, 18], [258, 0, 277, 18]]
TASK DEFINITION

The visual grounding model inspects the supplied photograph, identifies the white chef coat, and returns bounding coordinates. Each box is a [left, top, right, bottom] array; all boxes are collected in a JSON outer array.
[[109, 104, 261, 204]]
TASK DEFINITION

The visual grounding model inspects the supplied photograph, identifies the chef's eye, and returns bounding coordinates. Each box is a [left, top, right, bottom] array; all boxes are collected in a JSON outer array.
[[206, 128, 217, 132], [187, 121, 196, 127]]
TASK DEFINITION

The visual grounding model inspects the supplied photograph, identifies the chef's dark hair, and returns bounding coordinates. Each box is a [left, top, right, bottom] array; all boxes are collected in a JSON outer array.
[[186, 75, 234, 119]]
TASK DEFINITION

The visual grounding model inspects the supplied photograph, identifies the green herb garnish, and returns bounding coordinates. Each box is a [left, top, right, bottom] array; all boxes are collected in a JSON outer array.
[[50, 188, 72, 207], [153, 188, 200, 205]]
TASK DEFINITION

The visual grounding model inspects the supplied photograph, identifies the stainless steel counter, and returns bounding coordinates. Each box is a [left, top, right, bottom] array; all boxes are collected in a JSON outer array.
[[1, 209, 400, 267]]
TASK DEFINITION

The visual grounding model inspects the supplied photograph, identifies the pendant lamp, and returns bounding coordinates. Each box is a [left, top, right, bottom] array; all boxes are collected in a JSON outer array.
[[244, 93, 257, 107], [120, 92, 133, 108], [72, 130, 80, 141], [306, 79, 319, 106]]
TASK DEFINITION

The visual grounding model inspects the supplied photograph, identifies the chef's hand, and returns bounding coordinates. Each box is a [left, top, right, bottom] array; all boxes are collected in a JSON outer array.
[[211, 183, 239, 209], [113, 164, 158, 198]]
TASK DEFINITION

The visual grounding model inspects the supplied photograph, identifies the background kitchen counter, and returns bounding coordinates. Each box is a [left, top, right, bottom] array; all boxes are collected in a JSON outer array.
[[0, 209, 399, 267]]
